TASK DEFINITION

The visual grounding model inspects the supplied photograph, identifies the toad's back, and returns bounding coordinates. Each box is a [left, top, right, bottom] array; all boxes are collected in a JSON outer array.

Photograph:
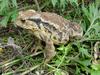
[[35, 12, 83, 44]]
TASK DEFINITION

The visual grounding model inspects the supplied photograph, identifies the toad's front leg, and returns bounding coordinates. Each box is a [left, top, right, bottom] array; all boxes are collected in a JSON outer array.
[[44, 39, 56, 63], [34, 31, 56, 63]]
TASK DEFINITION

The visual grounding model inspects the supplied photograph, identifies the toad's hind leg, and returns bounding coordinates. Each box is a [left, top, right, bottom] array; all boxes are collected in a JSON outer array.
[[44, 39, 56, 63]]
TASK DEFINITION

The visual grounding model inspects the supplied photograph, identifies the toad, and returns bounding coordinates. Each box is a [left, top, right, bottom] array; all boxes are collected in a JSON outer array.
[[15, 9, 83, 63]]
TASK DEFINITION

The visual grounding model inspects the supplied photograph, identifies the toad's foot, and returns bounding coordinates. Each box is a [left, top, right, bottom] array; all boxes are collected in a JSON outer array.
[[31, 38, 43, 53]]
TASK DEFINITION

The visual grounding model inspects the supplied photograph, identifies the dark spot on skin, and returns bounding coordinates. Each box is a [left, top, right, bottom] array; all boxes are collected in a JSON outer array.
[[21, 19, 26, 23], [28, 18, 41, 25], [43, 22, 57, 32], [28, 18, 41, 28]]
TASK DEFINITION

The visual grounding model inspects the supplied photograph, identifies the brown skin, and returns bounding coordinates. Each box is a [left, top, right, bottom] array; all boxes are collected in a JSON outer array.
[[15, 9, 83, 63]]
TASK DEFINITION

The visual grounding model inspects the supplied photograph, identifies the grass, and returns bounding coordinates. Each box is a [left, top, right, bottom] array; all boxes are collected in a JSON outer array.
[[0, 0, 100, 75]]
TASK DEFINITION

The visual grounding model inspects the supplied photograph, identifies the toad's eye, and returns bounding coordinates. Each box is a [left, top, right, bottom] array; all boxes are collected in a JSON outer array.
[[21, 19, 26, 23]]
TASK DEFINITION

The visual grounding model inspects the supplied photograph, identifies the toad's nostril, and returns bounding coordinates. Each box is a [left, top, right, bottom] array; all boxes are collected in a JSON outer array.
[[21, 19, 26, 23]]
